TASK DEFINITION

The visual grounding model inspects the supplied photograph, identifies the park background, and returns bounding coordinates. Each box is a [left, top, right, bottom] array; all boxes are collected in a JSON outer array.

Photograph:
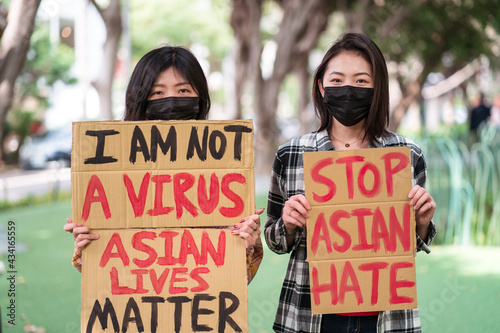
[[1, 0, 500, 332]]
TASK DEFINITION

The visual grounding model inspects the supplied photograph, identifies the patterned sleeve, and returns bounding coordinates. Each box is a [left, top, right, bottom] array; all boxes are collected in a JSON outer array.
[[246, 236, 263, 284], [264, 147, 304, 254], [412, 144, 437, 254], [72, 246, 82, 273]]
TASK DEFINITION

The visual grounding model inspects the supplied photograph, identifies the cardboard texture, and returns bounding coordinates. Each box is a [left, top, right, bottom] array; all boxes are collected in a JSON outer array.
[[71, 120, 255, 228], [81, 229, 248, 333], [72, 120, 254, 332], [303, 147, 417, 314]]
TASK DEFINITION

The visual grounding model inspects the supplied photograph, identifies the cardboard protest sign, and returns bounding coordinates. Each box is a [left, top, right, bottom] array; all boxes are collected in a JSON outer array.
[[303, 147, 417, 314], [81, 228, 247, 333], [72, 120, 254, 332], [71, 120, 255, 228]]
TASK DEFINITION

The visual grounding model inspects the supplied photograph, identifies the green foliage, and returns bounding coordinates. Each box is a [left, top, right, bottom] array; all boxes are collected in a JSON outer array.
[[18, 24, 76, 102], [129, 0, 233, 70], [368, 0, 500, 77], [413, 124, 500, 246]]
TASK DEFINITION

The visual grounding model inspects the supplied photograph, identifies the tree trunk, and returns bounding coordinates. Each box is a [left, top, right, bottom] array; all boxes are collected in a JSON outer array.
[[0, 0, 41, 164], [230, 0, 263, 120], [90, 0, 122, 120], [0, 3, 7, 37], [232, 0, 334, 174]]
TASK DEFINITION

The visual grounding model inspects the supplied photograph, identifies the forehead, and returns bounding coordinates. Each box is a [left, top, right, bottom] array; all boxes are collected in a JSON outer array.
[[324, 51, 372, 75], [154, 67, 189, 85]]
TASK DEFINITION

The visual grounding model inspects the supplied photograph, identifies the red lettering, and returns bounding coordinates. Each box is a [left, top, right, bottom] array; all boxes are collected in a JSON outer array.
[[310, 264, 338, 306], [389, 204, 411, 252], [200, 230, 226, 267], [371, 207, 390, 253], [169, 267, 189, 294], [330, 210, 351, 253], [178, 229, 201, 265], [311, 213, 332, 255], [389, 261, 415, 304], [130, 269, 149, 293], [157, 231, 180, 265], [381, 152, 409, 197], [336, 156, 364, 199], [149, 268, 170, 294], [351, 208, 374, 251], [190, 267, 210, 292], [174, 173, 198, 218], [220, 173, 245, 218], [311, 158, 336, 203], [338, 261, 363, 305], [357, 162, 381, 198], [132, 231, 157, 268], [359, 262, 389, 305], [110, 267, 136, 295], [123, 172, 150, 217], [147, 174, 174, 217], [198, 173, 220, 214], [82, 174, 111, 221], [100, 233, 130, 267]]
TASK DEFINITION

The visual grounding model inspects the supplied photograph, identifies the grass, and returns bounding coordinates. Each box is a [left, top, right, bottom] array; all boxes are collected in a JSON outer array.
[[1, 199, 500, 332]]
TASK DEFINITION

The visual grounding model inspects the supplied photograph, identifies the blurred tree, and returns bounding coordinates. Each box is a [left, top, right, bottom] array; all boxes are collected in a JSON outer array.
[[357, 0, 500, 131], [90, 0, 122, 120], [2, 25, 75, 164], [230, 0, 335, 174], [0, 0, 41, 165]]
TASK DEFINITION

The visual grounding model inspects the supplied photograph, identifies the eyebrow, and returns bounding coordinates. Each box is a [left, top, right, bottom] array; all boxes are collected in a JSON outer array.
[[327, 71, 371, 77], [151, 81, 192, 88]]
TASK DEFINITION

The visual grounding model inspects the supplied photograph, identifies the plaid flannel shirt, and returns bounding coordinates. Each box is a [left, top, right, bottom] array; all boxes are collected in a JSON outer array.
[[264, 130, 437, 333]]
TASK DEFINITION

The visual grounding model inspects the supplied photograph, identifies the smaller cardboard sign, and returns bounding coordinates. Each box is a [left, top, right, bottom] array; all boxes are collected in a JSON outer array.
[[304, 147, 417, 314], [81, 228, 248, 333]]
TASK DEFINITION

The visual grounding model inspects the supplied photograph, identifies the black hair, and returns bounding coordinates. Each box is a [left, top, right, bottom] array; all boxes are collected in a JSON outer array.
[[312, 33, 389, 144], [124, 46, 210, 121]]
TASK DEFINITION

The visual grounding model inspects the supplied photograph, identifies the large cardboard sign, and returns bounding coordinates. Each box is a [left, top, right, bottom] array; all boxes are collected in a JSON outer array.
[[71, 120, 255, 228], [303, 147, 417, 314], [72, 120, 254, 332]]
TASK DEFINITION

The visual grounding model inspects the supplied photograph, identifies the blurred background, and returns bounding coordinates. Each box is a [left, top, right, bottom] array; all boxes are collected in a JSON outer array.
[[1, 0, 500, 332]]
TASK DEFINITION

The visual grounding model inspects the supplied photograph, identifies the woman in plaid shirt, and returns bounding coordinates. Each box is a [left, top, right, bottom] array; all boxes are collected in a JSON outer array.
[[265, 33, 437, 332]]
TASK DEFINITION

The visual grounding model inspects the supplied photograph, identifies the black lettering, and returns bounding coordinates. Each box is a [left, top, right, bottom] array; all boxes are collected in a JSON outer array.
[[167, 296, 192, 333], [122, 298, 144, 333], [130, 126, 150, 164], [218, 291, 242, 333], [84, 130, 119, 164], [208, 130, 227, 160], [151, 125, 177, 162], [223, 125, 252, 161], [192, 294, 216, 332], [86, 298, 120, 333], [186, 126, 209, 161], [142, 296, 165, 333]]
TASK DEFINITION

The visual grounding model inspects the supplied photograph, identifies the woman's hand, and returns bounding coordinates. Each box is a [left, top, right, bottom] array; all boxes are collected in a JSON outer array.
[[232, 208, 265, 248], [64, 218, 99, 253], [408, 185, 435, 241], [282, 194, 311, 236]]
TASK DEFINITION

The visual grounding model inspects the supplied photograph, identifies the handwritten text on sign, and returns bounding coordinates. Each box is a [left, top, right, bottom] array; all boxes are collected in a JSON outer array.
[[72, 120, 254, 332], [71, 120, 255, 228], [303, 147, 417, 314], [81, 229, 247, 333]]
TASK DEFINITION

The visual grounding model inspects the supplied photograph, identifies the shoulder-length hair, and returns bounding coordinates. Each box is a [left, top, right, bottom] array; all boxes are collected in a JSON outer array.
[[124, 46, 210, 121], [312, 33, 389, 144]]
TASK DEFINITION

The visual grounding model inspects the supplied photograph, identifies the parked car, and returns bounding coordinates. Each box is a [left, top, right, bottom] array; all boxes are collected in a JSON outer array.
[[19, 126, 72, 170]]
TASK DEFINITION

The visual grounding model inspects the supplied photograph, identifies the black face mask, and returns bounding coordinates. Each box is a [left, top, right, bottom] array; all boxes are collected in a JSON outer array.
[[145, 96, 200, 120], [323, 86, 373, 127]]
